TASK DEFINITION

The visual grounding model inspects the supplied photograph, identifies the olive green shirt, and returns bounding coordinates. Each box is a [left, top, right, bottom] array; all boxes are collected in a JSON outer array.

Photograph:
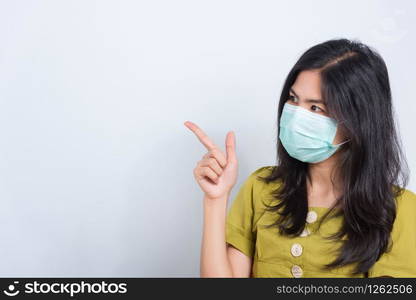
[[225, 166, 416, 278]]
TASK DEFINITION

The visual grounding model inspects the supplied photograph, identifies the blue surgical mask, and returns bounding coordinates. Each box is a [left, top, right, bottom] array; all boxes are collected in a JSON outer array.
[[279, 102, 349, 163]]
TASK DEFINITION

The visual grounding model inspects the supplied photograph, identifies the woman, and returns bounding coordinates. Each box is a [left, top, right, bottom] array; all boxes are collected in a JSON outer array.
[[184, 38, 416, 278]]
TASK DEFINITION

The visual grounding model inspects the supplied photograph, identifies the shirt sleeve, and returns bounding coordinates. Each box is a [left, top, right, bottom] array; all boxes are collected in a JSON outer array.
[[367, 189, 416, 277], [225, 166, 269, 258]]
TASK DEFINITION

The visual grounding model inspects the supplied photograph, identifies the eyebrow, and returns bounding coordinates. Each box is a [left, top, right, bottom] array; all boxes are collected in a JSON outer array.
[[290, 88, 326, 105]]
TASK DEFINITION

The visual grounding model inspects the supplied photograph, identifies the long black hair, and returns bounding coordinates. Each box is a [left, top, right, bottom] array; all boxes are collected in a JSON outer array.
[[258, 38, 409, 275]]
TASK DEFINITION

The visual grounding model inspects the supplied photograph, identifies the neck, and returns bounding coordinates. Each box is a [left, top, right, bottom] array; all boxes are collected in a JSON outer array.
[[307, 153, 343, 208]]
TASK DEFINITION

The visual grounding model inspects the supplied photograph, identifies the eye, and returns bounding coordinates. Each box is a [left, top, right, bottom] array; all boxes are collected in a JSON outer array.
[[287, 95, 298, 102], [311, 105, 325, 113]]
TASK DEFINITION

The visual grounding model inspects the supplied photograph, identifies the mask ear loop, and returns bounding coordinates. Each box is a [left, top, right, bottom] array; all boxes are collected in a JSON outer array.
[[335, 119, 351, 145], [337, 139, 351, 146]]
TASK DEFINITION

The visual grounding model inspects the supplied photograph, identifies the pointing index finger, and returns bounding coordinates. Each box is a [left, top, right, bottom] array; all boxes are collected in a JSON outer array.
[[184, 121, 217, 150]]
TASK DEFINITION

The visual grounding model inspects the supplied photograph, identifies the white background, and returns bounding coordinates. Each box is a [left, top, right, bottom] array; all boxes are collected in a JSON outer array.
[[0, 0, 414, 276]]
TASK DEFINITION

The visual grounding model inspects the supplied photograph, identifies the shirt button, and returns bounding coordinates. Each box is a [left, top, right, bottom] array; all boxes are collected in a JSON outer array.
[[300, 227, 310, 237], [291, 265, 303, 278], [306, 210, 318, 223], [291, 243, 303, 257]]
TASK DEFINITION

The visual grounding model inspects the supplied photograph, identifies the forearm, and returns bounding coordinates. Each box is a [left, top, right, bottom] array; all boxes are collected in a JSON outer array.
[[200, 194, 233, 277]]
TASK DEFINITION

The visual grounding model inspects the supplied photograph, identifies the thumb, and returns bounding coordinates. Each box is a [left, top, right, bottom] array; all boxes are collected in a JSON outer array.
[[225, 131, 236, 163]]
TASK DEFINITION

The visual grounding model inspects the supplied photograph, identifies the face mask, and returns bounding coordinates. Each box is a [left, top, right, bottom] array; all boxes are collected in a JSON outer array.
[[279, 102, 350, 163]]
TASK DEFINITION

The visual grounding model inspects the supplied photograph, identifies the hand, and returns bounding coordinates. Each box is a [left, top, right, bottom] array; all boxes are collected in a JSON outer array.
[[184, 121, 238, 200]]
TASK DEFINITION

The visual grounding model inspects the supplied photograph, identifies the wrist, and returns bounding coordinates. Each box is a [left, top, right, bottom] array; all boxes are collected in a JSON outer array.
[[203, 193, 229, 207]]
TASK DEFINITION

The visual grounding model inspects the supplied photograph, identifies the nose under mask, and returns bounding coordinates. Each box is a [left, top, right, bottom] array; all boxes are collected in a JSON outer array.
[[279, 102, 350, 163]]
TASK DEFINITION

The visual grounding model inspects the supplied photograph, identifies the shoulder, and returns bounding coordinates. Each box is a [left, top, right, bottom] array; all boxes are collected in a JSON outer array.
[[395, 188, 416, 217], [388, 187, 416, 252], [247, 165, 283, 183], [244, 165, 278, 193], [394, 188, 416, 227], [369, 187, 416, 276], [248, 165, 275, 180], [244, 165, 281, 210]]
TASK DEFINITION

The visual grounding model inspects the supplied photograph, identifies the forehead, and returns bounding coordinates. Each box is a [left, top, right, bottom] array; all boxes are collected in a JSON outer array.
[[290, 70, 323, 100]]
